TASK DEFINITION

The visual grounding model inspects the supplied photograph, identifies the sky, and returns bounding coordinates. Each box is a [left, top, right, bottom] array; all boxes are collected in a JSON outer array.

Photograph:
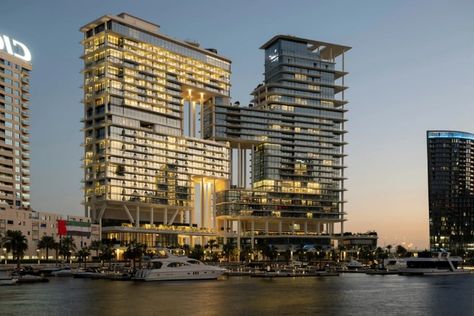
[[2, 0, 474, 249]]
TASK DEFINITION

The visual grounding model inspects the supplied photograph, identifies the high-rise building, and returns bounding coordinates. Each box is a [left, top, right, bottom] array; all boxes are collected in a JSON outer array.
[[80, 13, 231, 246], [0, 34, 32, 211], [427, 130, 474, 253], [204, 36, 350, 250]]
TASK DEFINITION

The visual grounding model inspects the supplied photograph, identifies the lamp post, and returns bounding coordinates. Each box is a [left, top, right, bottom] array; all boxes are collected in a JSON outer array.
[[3, 247, 7, 264], [36, 249, 40, 265]]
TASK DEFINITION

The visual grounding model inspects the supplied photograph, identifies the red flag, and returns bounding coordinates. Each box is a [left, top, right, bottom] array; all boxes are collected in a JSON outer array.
[[57, 220, 67, 236]]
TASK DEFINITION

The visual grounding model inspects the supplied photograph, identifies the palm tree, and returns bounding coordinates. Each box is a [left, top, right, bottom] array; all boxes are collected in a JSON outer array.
[[222, 242, 236, 262], [99, 243, 115, 269], [204, 239, 219, 262], [3, 230, 28, 269], [189, 245, 205, 261], [89, 240, 102, 259], [182, 244, 191, 256], [124, 241, 146, 269], [76, 248, 91, 268], [59, 236, 76, 263], [395, 245, 408, 258], [37, 236, 56, 261]]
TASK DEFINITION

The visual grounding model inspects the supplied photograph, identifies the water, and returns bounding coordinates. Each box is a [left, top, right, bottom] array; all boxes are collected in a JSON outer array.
[[1, 274, 473, 315]]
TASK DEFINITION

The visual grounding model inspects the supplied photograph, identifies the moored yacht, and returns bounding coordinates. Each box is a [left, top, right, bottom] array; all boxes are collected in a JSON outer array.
[[398, 252, 470, 276], [133, 252, 226, 281]]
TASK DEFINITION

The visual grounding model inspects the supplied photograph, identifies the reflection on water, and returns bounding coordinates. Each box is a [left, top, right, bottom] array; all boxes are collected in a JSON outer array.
[[0, 274, 473, 316]]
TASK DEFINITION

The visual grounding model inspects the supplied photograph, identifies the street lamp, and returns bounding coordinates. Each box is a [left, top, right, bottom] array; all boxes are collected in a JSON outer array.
[[36, 249, 40, 265], [3, 247, 7, 264]]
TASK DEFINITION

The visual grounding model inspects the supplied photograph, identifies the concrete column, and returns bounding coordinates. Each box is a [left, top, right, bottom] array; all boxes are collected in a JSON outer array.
[[237, 143, 241, 187], [265, 220, 269, 236], [304, 221, 308, 234], [317, 222, 321, 234], [191, 101, 196, 137], [251, 220, 255, 250], [237, 220, 241, 252], [150, 207, 154, 225], [135, 205, 140, 228], [223, 220, 228, 244], [243, 149, 247, 188], [278, 221, 282, 235], [164, 208, 168, 225], [201, 179, 205, 228]]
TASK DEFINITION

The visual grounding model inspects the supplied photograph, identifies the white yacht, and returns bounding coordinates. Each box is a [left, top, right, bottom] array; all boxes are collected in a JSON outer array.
[[384, 258, 407, 271], [133, 253, 226, 281], [398, 252, 470, 276]]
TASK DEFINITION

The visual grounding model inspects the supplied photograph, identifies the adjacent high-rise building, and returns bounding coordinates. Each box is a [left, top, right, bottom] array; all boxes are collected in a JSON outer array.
[[0, 34, 32, 211], [204, 36, 350, 250], [80, 13, 231, 246], [427, 130, 474, 254]]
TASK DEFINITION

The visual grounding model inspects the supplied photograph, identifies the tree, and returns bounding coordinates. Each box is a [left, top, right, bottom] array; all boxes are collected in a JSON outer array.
[[89, 240, 102, 259], [59, 236, 76, 263], [386, 245, 393, 257], [204, 239, 219, 262], [124, 241, 146, 269], [3, 230, 28, 269], [182, 244, 191, 256], [395, 245, 408, 258], [257, 243, 278, 261], [99, 243, 115, 269], [239, 245, 253, 262], [222, 242, 236, 262], [374, 247, 387, 268], [76, 247, 91, 268], [37, 236, 56, 261], [189, 245, 204, 261]]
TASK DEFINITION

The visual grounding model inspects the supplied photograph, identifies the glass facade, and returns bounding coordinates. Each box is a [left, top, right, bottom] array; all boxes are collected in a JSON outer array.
[[204, 36, 350, 247], [81, 14, 231, 245], [427, 130, 474, 253]]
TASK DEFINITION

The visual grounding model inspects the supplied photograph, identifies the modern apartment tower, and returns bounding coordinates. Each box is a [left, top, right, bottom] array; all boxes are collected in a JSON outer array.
[[427, 131, 474, 254], [80, 14, 231, 246], [204, 36, 350, 250], [0, 34, 32, 211]]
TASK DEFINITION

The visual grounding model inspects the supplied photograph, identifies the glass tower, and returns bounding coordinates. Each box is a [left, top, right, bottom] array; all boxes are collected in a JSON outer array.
[[427, 130, 474, 254], [204, 36, 350, 249], [81, 13, 231, 246]]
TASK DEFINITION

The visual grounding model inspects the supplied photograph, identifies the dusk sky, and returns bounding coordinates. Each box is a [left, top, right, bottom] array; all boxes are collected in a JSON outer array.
[[2, 0, 474, 249]]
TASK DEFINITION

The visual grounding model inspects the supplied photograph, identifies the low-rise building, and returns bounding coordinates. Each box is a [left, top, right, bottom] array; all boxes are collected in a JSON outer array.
[[0, 209, 100, 259]]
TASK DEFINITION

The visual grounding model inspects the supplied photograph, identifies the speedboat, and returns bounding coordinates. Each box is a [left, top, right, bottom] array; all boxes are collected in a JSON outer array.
[[398, 252, 470, 276], [51, 267, 74, 277], [344, 259, 364, 271], [133, 253, 226, 281], [0, 271, 18, 285]]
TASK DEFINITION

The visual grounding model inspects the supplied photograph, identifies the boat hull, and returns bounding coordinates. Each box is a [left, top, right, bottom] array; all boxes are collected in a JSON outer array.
[[399, 269, 471, 276], [134, 269, 225, 281]]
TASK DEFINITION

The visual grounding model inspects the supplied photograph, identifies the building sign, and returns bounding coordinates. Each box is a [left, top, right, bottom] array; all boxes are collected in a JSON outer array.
[[0, 34, 31, 62]]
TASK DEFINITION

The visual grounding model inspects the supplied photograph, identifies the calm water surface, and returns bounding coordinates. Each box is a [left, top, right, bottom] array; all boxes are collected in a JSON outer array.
[[0, 274, 473, 315]]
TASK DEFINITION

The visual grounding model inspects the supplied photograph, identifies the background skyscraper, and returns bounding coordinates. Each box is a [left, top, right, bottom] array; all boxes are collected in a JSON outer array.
[[0, 35, 31, 210], [427, 130, 474, 254]]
